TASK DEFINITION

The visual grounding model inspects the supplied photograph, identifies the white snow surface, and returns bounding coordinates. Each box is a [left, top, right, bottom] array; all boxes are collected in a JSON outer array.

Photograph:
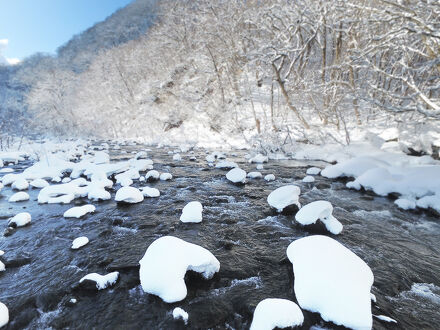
[[247, 171, 262, 179], [30, 178, 49, 189], [394, 198, 416, 210], [141, 187, 160, 198], [180, 201, 203, 223], [250, 298, 304, 330], [267, 185, 301, 212], [115, 186, 144, 203], [249, 154, 268, 163], [11, 178, 29, 190], [306, 167, 321, 175], [9, 212, 31, 227], [71, 236, 89, 249], [226, 168, 246, 184], [139, 236, 220, 303], [172, 307, 188, 324], [0, 302, 8, 328], [9, 191, 29, 202], [287, 235, 374, 330], [63, 205, 96, 218], [159, 173, 172, 181], [264, 174, 275, 182], [295, 201, 343, 235], [79, 272, 119, 290], [302, 175, 315, 183]]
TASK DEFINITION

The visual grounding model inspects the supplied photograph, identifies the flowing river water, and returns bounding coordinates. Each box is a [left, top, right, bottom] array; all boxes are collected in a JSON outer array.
[[0, 144, 439, 329]]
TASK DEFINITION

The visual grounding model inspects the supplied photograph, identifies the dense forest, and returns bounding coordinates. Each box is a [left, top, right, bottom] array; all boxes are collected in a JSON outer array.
[[1, 0, 439, 150]]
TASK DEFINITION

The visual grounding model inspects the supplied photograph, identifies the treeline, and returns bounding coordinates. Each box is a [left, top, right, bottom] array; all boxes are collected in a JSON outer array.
[[3, 0, 440, 146]]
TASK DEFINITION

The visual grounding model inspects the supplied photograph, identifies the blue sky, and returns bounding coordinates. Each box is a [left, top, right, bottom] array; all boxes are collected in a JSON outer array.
[[0, 0, 133, 62]]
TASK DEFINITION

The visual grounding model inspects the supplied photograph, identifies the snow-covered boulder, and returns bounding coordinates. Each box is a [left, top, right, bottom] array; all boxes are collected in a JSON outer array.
[[87, 188, 111, 201], [173, 153, 182, 161], [64, 205, 96, 218], [321, 156, 387, 179], [256, 164, 264, 170], [160, 173, 173, 181], [173, 307, 188, 325], [0, 261, 4, 272], [295, 201, 343, 235], [394, 198, 416, 210], [0, 302, 8, 328], [146, 170, 160, 181], [264, 174, 275, 182], [287, 235, 374, 329], [38, 178, 88, 204], [52, 176, 62, 183], [135, 151, 148, 159], [249, 154, 268, 164], [250, 298, 304, 330], [30, 178, 49, 189], [306, 167, 321, 175], [9, 212, 31, 227], [267, 185, 301, 213], [79, 272, 119, 290], [247, 172, 263, 179], [9, 191, 30, 202], [216, 161, 238, 169], [71, 236, 89, 249], [226, 168, 246, 184], [115, 186, 144, 204], [302, 175, 315, 183], [139, 236, 220, 303], [11, 178, 29, 190], [141, 187, 160, 198], [180, 201, 203, 223]]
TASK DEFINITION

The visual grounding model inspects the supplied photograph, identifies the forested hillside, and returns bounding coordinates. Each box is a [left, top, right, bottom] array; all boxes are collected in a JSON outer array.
[[2, 0, 439, 151]]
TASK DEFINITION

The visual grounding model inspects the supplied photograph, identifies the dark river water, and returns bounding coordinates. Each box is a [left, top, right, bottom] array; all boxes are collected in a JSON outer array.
[[0, 144, 439, 329]]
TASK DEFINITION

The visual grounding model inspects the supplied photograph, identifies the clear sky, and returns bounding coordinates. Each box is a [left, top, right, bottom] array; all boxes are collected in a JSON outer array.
[[0, 0, 133, 62]]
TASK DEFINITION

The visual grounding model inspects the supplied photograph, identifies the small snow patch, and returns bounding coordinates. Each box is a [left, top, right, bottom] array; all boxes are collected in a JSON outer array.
[[9, 212, 31, 227], [71, 236, 89, 249], [295, 201, 343, 235], [264, 174, 275, 182], [226, 168, 246, 184], [172, 307, 188, 324], [250, 298, 304, 330], [0, 302, 8, 328], [115, 186, 144, 204], [180, 201, 203, 223], [79, 272, 119, 290], [302, 175, 315, 183], [267, 185, 300, 212], [64, 205, 96, 218], [9, 191, 29, 202]]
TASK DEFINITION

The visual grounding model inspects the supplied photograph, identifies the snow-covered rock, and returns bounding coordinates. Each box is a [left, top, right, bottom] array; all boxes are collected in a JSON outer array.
[[79, 272, 119, 290], [30, 178, 49, 189], [87, 188, 111, 201], [160, 173, 172, 181], [9, 212, 31, 227], [267, 185, 301, 213], [52, 176, 62, 183], [180, 201, 203, 223], [9, 191, 30, 202], [264, 174, 275, 182], [0, 168, 13, 173], [226, 168, 246, 184], [38, 178, 89, 204], [302, 175, 315, 183], [139, 176, 145, 182], [146, 170, 160, 181], [394, 198, 416, 210], [173, 307, 188, 324], [64, 205, 96, 218], [0, 261, 4, 272], [11, 178, 29, 190], [249, 154, 268, 164], [0, 250, 4, 256], [62, 177, 72, 183], [256, 164, 264, 170], [139, 236, 220, 303], [247, 171, 262, 179], [72, 236, 89, 249], [295, 201, 343, 235], [115, 186, 144, 203], [287, 235, 374, 329], [115, 168, 140, 186], [0, 302, 8, 328], [250, 298, 304, 330], [306, 167, 321, 175], [135, 151, 148, 159], [0, 182, 3, 192], [173, 153, 182, 161], [141, 187, 160, 198], [216, 161, 238, 169]]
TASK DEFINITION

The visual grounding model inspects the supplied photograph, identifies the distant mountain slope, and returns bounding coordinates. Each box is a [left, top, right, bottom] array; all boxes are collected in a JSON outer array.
[[56, 0, 158, 71]]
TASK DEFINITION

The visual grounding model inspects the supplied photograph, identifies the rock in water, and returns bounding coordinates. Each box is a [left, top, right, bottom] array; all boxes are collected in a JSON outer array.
[[287, 235, 374, 329]]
